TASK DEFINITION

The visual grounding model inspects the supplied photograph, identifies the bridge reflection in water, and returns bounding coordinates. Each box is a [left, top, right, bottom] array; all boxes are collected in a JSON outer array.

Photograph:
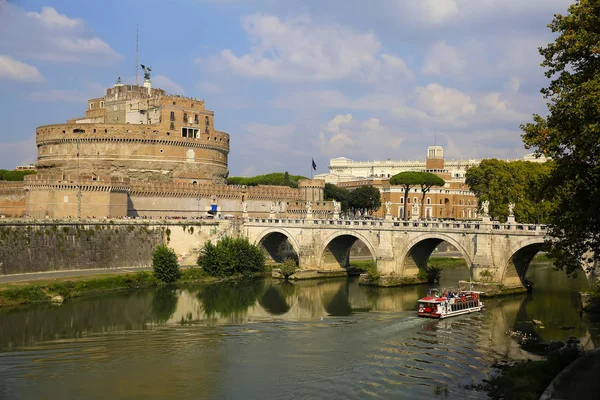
[[0, 263, 598, 399]]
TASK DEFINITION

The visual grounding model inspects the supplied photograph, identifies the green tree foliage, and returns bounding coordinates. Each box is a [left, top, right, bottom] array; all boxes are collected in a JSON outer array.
[[152, 245, 181, 284], [520, 0, 600, 275], [228, 172, 307, 188], [390, 172, 444, 219], [324, 183, 350, 211], [348, 185, 381, 213], [0, 169, 36, 181], [279, 258, 298, 279], [465, 159, 555, 223], [198, 237, 265, 277]]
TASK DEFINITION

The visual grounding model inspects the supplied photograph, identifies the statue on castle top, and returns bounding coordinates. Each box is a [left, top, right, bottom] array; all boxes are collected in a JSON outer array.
[[481, 200, 490, 217], [141, 64, 152, 80], [385, 201, 392, 215], [508, 202, 515, 217], [115, 76, 122, 85]]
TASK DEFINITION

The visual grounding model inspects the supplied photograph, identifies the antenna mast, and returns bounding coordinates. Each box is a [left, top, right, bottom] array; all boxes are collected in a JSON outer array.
[[135, 25, 139, 86]]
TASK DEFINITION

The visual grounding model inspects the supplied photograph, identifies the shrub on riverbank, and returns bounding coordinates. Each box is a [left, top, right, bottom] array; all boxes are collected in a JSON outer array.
[[152, 245, 181, 284], [198, 237, 265, 277], [279, 258, 298, 279]]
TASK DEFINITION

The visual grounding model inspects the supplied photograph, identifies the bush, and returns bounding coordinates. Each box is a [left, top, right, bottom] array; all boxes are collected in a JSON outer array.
[[279, 258, 298, 279], [198, 237, 265, 277], [152, 244, 181, 284]]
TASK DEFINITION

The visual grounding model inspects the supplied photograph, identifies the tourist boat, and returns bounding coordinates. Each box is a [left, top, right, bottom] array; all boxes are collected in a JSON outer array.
[[417, 288, 484, 318]]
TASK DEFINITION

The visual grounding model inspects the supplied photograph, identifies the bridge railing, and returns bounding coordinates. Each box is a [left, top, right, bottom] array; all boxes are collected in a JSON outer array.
[[244, 218, 548, 234]]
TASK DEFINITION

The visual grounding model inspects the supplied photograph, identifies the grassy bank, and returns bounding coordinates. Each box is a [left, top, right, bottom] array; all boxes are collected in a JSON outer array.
[[0, 268, 224, 308]]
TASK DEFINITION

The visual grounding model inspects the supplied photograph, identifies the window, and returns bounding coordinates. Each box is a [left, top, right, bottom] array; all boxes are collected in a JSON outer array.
[[173, 101, 176, 105], [427, 198, 431, 205], [100, 101, 104, 108], [413, 197, 418, 204], [183, 113, 188, 123], [400, 198, 404, 204], [194, 114, 199, 124], [182, 127, 199, 138], [89, 103, 94, 110], [170, 122, 175, 130], [170, 112, 175, 121], [467, 200, 471, 206], [205, 116, 210, 127]]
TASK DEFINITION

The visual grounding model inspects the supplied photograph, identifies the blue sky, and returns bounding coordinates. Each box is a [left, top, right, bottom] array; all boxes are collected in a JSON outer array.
[[0, 0, 572, 176]]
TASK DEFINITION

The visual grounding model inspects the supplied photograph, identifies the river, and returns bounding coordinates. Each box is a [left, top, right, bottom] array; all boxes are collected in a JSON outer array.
[[0, 261, 598, 399]]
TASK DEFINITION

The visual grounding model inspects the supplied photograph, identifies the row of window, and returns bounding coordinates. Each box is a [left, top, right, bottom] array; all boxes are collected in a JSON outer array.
[[89, 101, 105, 110], [170, 112, 210, 126]]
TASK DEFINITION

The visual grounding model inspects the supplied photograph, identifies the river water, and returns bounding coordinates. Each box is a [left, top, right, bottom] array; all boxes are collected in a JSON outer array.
[[0, 261, 598, 399]]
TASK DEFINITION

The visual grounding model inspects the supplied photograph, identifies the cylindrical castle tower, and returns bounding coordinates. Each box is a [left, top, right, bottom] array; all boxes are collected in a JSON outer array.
[[298, 179, 325, 202], [35, 82, 230, 184]]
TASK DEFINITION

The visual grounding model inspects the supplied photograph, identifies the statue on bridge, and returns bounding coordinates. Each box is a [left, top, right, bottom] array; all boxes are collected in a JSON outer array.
[[333, 200, 341, 214], [385, 201, 392, 216], [481, 200, 490, 217], [305, 201, 312, 214], [242, 201, 248, 213], [270, 202, 276, 214], [412, 202, 419, 219], [508, 202, 515, 217]]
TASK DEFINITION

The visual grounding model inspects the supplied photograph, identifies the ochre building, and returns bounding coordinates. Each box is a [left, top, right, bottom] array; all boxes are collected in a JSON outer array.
[[338, 146, 479, 220]]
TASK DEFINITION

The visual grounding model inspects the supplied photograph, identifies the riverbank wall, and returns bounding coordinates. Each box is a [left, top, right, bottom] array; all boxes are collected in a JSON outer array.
[[0, 219, 234, 275]]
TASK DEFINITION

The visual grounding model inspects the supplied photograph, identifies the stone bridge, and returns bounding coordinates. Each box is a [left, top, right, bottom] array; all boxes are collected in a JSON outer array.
[[243, 217, 599, 290]]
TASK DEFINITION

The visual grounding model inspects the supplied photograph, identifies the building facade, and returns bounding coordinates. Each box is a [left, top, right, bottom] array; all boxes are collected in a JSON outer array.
[[316, 147, 548, 184]]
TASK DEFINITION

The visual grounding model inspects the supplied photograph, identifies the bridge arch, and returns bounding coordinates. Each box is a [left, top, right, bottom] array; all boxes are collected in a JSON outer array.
[[254, 228, 300, 264], [319, 230, 377, 270], [500, 237, 548, 289], [399, 233, 474, 277]]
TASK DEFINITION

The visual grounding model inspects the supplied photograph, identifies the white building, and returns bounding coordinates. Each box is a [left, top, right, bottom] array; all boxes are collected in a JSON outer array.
[[315, 146, 548, 184]]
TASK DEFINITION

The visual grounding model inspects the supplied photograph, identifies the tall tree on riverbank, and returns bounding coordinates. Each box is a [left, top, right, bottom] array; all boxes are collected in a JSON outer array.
[[465, 159, 555, 223], [521, 0, 600, 275], [390, 172, 444, 219]]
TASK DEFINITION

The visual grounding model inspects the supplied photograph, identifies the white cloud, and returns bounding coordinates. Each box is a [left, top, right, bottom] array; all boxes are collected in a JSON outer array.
[[0, 4, 120, 63], [507, 76, 521, 92], [0, 55, 44, 82], [153, 75, 185, 95], [210, 14, 412, 82], [416, 83, 476, 118], [421, 41, 465, 76], [25, 7, 83, 29]]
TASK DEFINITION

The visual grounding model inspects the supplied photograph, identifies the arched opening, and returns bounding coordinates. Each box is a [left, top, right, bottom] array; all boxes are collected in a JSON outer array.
[[402, 237, 471, 285], [321, 234, 376, 272], [257, 231, 298, 264]]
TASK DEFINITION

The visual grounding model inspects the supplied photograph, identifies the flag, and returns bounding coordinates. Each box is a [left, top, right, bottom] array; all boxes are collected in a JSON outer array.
[[312, 158, 317, 170]]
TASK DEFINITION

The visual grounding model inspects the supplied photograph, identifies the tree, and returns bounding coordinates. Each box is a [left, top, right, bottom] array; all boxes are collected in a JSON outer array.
[[152, 244, 181, 284], [348, 185, 381, 214], [324, 183, 350, 211], [465, 159, 555, 223], [283, 171, 290, 186], [228, 172, 307, 188], [520, 0, 600, 275], [279, 258, 298, 279], [198, 237, 265, 277], [390, 172, 443, 220], [416, 173, 445, 219]]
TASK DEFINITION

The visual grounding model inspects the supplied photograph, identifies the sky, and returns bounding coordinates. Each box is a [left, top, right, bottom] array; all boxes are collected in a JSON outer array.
[[0, 0, 573, 176]]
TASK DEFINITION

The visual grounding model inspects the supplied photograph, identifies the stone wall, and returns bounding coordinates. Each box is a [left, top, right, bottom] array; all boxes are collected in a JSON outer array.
[[0, 220, 225, 275], [0, 182, 26, 217]]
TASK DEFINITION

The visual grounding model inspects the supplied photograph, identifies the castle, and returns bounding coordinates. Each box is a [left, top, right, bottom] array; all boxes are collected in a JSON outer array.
[[0, 77, 328, 219]]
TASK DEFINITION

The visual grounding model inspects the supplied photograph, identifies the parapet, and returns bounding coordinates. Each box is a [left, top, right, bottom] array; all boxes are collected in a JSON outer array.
[[298, 179, 326, 189]]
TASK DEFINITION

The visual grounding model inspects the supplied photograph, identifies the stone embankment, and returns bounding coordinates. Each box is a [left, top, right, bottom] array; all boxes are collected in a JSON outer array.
[[0, 219, 230, 275]]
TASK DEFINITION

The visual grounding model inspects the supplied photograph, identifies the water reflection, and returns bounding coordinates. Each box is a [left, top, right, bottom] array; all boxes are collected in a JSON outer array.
[[1, 262, 599, 400]]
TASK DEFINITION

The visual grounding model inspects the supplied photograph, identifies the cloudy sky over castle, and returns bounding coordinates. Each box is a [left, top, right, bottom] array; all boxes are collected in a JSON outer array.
[[0, 0, 572, 176]]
